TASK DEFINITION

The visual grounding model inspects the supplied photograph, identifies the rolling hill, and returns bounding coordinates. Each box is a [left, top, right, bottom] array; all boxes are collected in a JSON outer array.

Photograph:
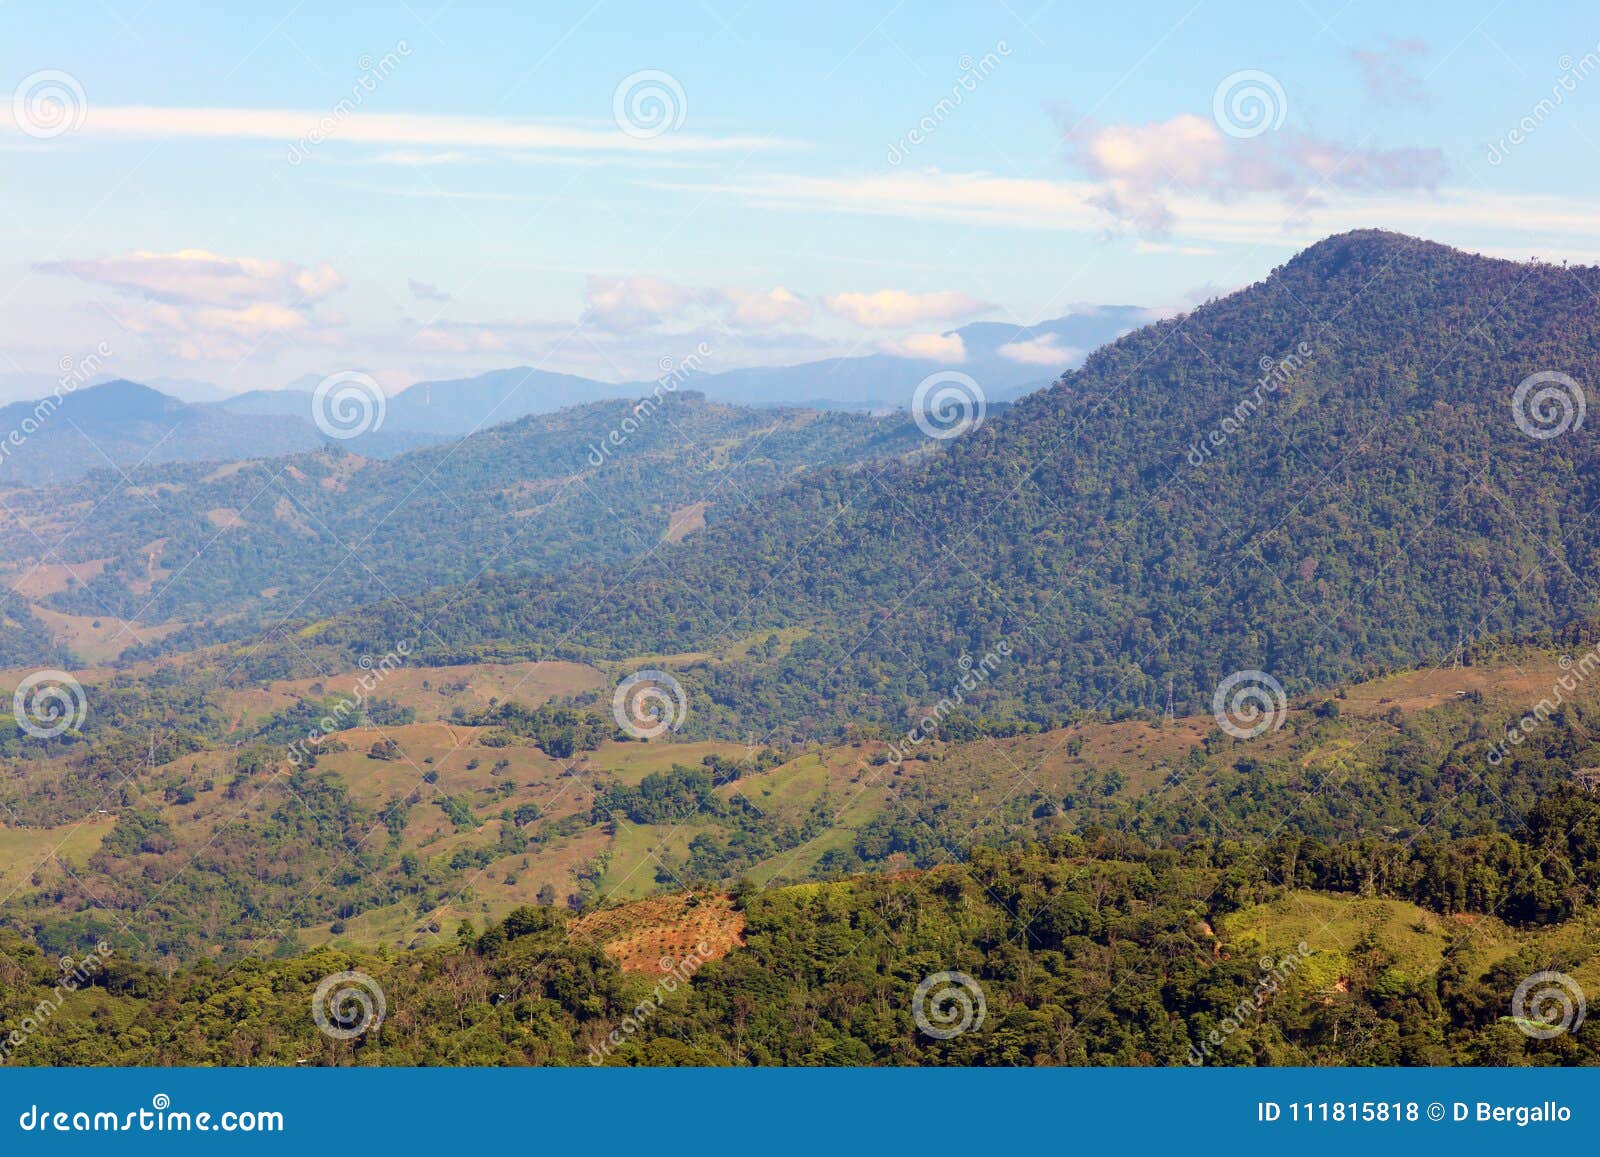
[[0, 392, 927, 659]]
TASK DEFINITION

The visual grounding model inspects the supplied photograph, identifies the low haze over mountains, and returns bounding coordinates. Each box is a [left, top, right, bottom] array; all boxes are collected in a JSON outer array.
[[0, 308, 1143, 485]]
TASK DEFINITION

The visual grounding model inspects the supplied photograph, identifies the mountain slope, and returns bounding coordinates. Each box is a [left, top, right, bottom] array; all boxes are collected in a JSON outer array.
[[306, 231, 1600, 733], [0, 392, 926, 641]]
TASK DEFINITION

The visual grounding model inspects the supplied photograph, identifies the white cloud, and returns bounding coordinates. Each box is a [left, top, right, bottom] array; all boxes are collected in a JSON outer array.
[[882, 332, 967, 361], [717, 286, 812, 327], [583, 277, 816, 332], [77, 106, 792, 156], [37, 249, 348, 362], [824, 289, 990, 328], [997, 333, 1083, 366], [583, 275, 700, 332], [1059, 110, 1447, 236], [37, 249, 343, 307], [112, 301, 340, 362]]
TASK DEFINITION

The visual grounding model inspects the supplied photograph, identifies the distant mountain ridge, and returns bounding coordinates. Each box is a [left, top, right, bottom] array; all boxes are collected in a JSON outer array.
[[0, 308, 1142, 486], [0, 380, 376, 488], [213, 307, 1149, 435]]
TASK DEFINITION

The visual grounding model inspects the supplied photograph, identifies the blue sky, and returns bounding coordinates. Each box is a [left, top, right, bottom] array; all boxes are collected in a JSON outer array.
[[3, 0, 1599, 395]]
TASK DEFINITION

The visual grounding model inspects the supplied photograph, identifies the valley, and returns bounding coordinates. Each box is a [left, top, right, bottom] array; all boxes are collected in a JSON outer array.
[[5, 232, 1600, 1068]]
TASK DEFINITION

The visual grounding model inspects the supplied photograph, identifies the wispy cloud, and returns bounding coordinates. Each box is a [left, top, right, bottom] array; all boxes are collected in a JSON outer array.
[[408, 278, 454, 304], [37, 249, 343, 306], [75, 106, 795, 156], [648, 169, 1600, 255], [1348, 39, 1429, 105]]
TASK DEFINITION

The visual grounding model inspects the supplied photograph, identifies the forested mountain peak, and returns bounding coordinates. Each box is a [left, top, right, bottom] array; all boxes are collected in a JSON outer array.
[[292, 231, 1600, 738]]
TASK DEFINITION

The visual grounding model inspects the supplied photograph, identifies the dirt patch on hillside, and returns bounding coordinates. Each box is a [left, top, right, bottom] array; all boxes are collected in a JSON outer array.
[[5, 559, 109, 598], [663, 501, 710, 543], [570, 892, 745, 973]]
